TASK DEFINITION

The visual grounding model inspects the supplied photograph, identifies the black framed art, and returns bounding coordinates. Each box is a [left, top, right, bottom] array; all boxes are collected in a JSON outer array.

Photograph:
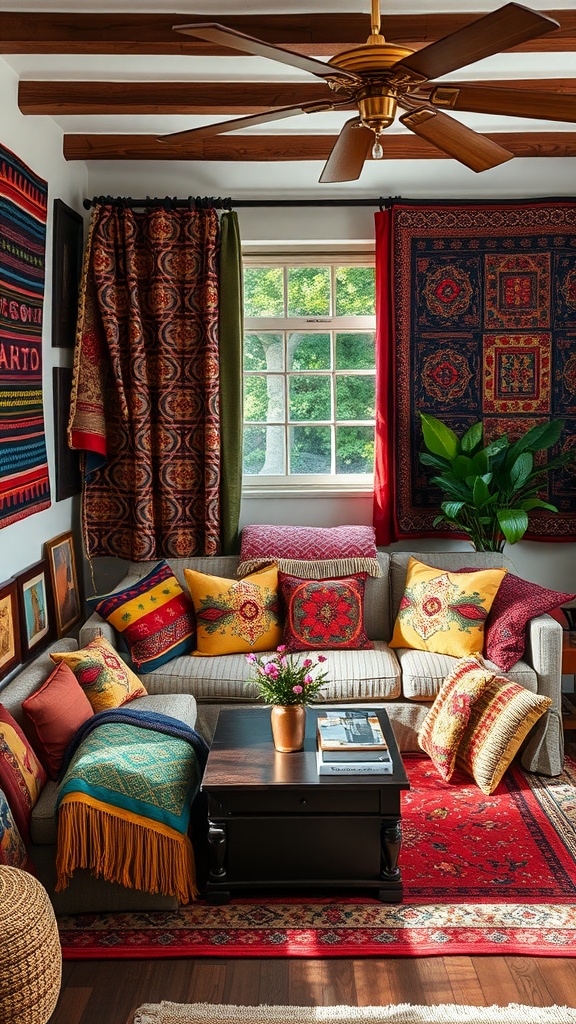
[[53, 366, 82, 501], [16, 559, 55, 660], [51, 198, 84, 348], [0, 579, 21, 682]]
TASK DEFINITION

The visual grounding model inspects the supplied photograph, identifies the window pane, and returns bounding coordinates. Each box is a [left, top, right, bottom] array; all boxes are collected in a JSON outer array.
[[244, 425, 285, 474], [336, 426, 375, 473], [335, 331, 375, 370], [289, 376, 331, 421], [244, 267, 284, 317], [289, 332, 331, 370], [245, 332, 283, 371], [244, 374, 285, 423], [287, 266, 330, 316], [335, 266, 375, 316], [290, 426, 331, 473], [336, 375, 375, 420]]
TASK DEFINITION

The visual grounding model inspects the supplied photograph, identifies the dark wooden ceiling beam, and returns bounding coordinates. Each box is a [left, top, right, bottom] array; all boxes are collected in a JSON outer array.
[[19, 79, 576, 116], [63, 131, 576, 161], [2, 11, 576, 55]]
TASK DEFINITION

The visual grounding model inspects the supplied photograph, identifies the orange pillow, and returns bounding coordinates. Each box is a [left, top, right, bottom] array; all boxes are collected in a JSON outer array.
[[22, 662, 94, 780]]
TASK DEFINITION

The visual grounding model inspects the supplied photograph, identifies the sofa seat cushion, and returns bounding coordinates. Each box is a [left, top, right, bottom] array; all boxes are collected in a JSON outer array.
[[396, 648, 538, 701], [137, 642, 402, 702], [30, 692, 198, 846]]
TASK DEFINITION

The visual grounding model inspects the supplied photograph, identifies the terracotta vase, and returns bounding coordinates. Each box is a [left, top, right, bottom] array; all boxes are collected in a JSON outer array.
[[270, 704, 306, 752]]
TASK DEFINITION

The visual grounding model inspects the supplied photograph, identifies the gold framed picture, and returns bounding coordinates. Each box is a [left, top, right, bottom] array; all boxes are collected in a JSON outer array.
[[45, 531, 82, 637], [16, 559, 55, 659], [0, 578, 21, 682]]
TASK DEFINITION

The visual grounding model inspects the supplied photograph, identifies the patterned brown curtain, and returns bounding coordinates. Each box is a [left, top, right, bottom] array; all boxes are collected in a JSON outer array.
[[69, 202, 222, 560]]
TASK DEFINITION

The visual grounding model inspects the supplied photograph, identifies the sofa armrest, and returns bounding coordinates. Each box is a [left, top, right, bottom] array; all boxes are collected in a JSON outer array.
[[521, 613, 563, 777], [79, 612, 117, 649]]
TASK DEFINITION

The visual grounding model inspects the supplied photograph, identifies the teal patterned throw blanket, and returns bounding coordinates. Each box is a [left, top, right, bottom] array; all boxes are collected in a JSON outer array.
[[55, 709, 208, 903]]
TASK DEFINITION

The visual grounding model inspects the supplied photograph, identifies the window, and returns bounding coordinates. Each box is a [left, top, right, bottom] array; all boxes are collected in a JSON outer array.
[[242, 254, 376, 491]]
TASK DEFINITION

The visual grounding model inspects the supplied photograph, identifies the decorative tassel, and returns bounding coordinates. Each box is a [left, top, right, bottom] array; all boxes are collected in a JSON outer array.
[[56, 798, 197, 904], [237, 557, 383, 579]]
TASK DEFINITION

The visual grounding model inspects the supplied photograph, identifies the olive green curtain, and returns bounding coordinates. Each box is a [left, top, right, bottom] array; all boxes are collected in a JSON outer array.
[[218, 211, 243, 554]]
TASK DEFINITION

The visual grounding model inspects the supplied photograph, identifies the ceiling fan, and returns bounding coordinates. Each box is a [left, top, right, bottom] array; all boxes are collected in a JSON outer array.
[[158, 1, 576, 182]]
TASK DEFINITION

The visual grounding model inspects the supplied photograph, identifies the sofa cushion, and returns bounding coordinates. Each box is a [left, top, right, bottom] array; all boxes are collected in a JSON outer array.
[[184, 565, 283, 655], [22, 662, 94, 780], [50, 636, 148, 711], [396, 647, 538, 702], [390, 557, 507, 659], [0, 786, 32, 870], [136, 641, 402, 702], [237, 523, 381, 578], [90, 559, 196, 674], [279, 572, 373, 652], [418, 656, 494, 781], [30, 692, 198, 846]]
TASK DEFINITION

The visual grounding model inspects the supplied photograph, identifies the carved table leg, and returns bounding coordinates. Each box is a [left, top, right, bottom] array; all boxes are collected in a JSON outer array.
[[208, 821, 227, 880], [381, 819, 402, 881]]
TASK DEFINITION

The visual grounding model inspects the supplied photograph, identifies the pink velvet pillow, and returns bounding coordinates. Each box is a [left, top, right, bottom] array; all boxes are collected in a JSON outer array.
[[279, 572, 373, 653], [22, 662, 94, 780], [485, 573, 575, 671]]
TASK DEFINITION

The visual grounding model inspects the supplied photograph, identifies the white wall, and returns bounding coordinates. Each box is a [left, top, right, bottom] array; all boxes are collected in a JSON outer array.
[[0, 57, 88, 583]]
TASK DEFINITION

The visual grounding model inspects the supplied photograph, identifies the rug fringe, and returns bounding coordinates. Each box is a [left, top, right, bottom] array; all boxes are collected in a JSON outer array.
[[132, 1003, 576, 1024]]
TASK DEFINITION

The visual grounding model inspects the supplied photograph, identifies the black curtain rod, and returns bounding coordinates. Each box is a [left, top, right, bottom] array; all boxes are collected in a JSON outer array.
[[82, 195, 396, 211]]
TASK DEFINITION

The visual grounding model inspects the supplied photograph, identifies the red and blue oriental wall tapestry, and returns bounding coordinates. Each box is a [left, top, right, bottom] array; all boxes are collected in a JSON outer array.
[[0, 142, 50, 528], [373, 200, 576, 544]]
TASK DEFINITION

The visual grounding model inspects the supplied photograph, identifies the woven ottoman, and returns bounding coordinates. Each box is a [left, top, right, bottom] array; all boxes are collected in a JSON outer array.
[[0, 866, 62, 1024]]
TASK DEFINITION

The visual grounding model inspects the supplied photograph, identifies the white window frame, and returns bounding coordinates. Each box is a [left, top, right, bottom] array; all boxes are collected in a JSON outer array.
[[242, 251, 376, 496]]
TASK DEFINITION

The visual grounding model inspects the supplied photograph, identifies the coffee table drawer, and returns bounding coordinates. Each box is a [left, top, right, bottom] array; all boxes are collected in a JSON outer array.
[[215, 788, 380, 815]]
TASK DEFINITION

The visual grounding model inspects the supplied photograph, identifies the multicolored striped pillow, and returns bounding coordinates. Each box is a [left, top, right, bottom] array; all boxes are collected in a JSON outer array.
[[92, 560, 196, 673]]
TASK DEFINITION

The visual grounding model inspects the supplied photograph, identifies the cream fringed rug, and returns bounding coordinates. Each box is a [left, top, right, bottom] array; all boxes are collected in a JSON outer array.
[[133, 1004, 576, 1024]]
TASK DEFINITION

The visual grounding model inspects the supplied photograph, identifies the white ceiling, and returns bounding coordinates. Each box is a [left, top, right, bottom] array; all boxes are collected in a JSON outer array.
[[3, 0, 576, 200]]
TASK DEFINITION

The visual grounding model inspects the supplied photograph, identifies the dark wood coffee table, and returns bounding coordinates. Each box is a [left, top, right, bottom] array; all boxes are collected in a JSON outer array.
[[201, 706, 410, 904]]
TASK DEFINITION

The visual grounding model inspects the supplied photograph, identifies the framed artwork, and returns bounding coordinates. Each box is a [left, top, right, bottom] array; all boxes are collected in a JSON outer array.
[[16, 560, 54, 659], [45, 531, 82, 637], [53, 366, 82, 501], [51, 198, 84, 348], [0, 579, 21, 682]]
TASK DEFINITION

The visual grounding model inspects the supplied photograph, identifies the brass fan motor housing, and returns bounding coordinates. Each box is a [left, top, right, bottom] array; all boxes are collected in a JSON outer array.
[[357, 89, 398, 132], [327, 40, 415, 76]]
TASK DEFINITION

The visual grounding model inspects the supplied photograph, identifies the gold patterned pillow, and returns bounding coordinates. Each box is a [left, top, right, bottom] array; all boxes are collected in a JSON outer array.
[[50, 636, 148, 712], [418, 656, 493, 781], [390, 557, 507, 658], [184, 565, 282, 656]]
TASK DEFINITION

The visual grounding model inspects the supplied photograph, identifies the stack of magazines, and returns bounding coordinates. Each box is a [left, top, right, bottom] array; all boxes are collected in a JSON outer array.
[[316, 710, 393, 775]]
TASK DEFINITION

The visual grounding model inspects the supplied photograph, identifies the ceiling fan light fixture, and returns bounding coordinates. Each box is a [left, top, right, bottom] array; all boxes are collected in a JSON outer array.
[[358, 91, 397, 133]]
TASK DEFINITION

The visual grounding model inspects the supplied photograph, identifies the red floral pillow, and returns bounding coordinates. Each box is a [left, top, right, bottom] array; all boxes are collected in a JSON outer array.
[[485, 574, 575, 671], [279, 572, 373, 652], [0, 705, 46, 845]]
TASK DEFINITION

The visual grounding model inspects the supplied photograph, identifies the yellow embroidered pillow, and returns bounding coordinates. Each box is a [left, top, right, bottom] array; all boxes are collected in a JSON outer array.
[[418, 656, 493, 781], [389, 557, 507, 658], [184, 565, 282, 656], [50, 636, 147, 712]]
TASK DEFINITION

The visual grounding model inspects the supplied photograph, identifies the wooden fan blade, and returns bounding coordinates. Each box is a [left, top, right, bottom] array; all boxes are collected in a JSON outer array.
[[173, 22, 359, 82], [319, 119, 373, 182], [429, 83, 576, 123], [393, 3, 559, 83], [159, 100, 336, 144], [400, 107, 514, 172]]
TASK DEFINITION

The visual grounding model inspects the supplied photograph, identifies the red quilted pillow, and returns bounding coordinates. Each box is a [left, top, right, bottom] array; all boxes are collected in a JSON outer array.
[[279, 572, 373, 653], [485, 573, 575, 671], [0, 705, 46, 844]]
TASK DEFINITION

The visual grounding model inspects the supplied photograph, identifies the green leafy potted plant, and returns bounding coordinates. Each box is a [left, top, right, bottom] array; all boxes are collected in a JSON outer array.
[[418, 413, 573, 552]]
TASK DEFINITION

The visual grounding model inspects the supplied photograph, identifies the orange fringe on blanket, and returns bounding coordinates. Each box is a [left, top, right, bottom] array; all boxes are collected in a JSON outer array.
[[55, 794, 197, 904]]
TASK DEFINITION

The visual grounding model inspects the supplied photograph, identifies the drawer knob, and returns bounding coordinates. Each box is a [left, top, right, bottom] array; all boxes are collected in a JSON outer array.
[[300, 798, 307, 805]]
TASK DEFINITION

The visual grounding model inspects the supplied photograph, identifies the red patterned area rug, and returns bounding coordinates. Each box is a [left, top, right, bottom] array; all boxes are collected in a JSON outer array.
[[58, 755, 576, 960]]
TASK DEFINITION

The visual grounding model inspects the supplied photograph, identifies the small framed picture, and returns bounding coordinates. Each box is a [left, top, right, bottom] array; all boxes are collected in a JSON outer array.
[[0, 579, 21, 682], [51, 198, 84, 348], [16, 560, 54, 659], [45, 531, 82, 637]]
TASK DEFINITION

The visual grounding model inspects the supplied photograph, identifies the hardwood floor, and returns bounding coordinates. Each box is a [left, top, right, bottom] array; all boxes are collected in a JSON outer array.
[[49, 955, 576, 1024]]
